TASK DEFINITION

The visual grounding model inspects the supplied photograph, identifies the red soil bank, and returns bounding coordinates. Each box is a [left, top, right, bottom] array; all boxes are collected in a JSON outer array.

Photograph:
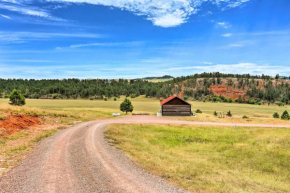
[[209, 85, 246, 100], [0, 115, 41, 135]]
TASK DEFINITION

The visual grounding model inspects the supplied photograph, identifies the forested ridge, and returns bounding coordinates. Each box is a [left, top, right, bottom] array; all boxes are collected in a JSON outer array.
[[1, 72, 290, 104]]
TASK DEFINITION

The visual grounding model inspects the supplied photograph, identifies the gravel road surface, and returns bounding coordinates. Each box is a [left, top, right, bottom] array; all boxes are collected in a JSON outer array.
[[1, 116, 290, 193]]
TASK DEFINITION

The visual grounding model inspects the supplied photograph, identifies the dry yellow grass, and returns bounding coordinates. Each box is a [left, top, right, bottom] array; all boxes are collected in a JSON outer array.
[[0, 128, 58, 176], [1, 97, 289, 124]]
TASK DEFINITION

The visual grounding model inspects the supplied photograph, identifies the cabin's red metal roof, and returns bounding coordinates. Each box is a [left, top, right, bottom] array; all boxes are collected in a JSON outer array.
[[160, 95, 177, 105]]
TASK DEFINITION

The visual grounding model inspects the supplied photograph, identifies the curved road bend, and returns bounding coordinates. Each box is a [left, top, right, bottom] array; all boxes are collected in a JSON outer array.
[[1, 116, 290, 193]]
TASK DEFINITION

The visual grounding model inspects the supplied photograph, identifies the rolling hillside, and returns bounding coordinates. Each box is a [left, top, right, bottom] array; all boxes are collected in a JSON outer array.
[[0, 73, 290, 104]]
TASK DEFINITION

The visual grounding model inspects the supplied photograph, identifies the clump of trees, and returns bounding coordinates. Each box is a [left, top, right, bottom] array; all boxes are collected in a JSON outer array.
[[272, 111, 290, 120], [120, 98, 134, 114], [9, 89, 26, 106]]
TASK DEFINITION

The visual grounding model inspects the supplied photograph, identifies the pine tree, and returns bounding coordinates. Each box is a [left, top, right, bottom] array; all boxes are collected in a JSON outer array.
[[9, 89, 26, 106], [273, 112, 280, 119], [281, 110, 290, 120], [227, 110, 232, 117]]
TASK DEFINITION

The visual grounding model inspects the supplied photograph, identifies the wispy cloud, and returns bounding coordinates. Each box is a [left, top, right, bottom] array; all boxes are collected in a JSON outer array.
[[217, 22, 231, 29], [0, 31, 102, 43], [226, 0, 250, 8], [222, 33, 232, 37], [239, 30, 290, 36], [0, 59, 60, 63], [55, 41, 144, 50], [0, 13, 11, 19], [0, 1, 64, 21], [47, 0, 250, 27], [2, 62, 289, 79], [227, 44, 244, 47], [165, 63, 290, 76]]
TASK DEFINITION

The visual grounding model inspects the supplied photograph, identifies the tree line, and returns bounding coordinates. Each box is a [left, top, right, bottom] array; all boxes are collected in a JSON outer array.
[[1, 72, 290, 104]]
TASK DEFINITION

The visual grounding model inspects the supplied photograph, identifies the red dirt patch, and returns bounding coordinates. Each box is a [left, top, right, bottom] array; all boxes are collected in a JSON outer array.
[[209, 85, 246, 100], [0, 114, 41, 136]]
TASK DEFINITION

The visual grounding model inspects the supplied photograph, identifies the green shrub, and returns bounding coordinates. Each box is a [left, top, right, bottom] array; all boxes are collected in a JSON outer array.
[[242, 115, 249, 119], [131, 94, 136, 98], [248, 100, 255, 105], [277, 102, 285, 107], [195, 109, 202, 114], [227, 110, 232, 117], [214, 111, 218, 116], [273, 112, 280, 119], [184, 96, 188, 101]]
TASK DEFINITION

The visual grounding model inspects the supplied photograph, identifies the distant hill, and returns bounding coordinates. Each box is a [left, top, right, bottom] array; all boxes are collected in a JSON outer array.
[[142, 75, 174, 80]]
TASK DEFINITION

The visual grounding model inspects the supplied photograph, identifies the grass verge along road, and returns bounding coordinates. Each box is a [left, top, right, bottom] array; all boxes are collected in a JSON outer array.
[[106, 124, 290, 193]]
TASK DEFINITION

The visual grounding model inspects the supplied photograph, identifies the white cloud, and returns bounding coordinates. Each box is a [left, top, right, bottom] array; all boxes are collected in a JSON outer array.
[[55, 41, 144, 50], [203, 62, 212, 64], [0, 1, 64, 21], [0, 31, 101, 42], [217, 21, 231, 29], [0, 2, 49, 17], [227, 43, 244, 47], [222, 33, 232, 37], [46, 0, 250, 27], [226, 0, 250, 8], [165, 63, 290, 76], [0, 13, 11, 19]]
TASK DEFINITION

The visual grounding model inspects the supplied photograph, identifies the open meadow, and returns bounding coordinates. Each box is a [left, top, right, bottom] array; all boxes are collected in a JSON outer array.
[[106, 124, 290, 193], [0, 96, 289, 124], [0, 96, 289, 116]]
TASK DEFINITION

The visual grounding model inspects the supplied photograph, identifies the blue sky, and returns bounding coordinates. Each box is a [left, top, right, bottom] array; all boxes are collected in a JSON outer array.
[[0, 0, 290, 79]]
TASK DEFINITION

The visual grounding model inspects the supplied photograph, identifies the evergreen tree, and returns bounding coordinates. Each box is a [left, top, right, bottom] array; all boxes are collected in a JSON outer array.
[[9, 89, 26, 106], [273, 112, 280, 119], [227, 110, 232, 117], [281, 110, 290, 120], [120, 98, 134, 114]]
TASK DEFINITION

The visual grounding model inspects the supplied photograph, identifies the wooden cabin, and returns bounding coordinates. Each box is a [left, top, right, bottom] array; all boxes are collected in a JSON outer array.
[[160, 95, 192, 116]]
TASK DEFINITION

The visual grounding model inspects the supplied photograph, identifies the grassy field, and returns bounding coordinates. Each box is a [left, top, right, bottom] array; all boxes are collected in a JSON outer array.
[[0, 96, 288, 118], [106, 124, 290, 193]]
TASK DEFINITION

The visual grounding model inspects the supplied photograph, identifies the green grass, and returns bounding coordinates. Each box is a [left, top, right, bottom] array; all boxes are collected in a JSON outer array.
[[31, 129, 57, 143], [106, 124, 290, 193]]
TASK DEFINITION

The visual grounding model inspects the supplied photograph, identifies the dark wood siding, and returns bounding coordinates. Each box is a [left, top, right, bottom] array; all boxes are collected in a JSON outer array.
[[161, 98, 191, 116], [163, 98, 188, 105]]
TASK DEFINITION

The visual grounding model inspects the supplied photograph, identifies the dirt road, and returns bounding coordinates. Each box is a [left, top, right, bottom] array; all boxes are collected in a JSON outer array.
[[1, 116, 290, 193]]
